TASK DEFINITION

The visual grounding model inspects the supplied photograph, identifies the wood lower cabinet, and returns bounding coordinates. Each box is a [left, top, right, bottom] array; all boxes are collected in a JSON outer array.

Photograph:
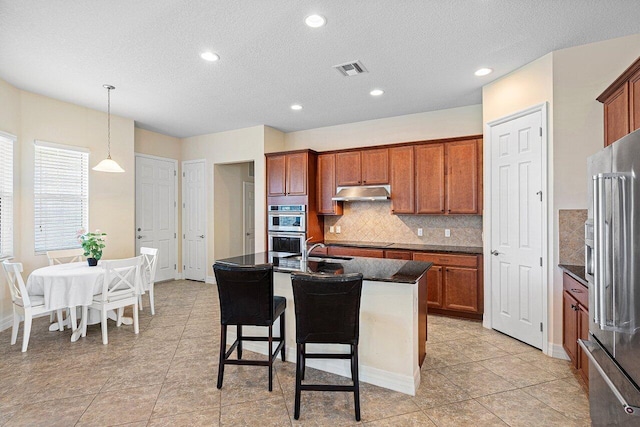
[[317, 153, 342, 215], [598, 57, 640, 146], [327, 246, 385, 258], [412, 252, 482, 319], [335, 148, 389, 186], [384, 250, 412, 260], [562, 272, 589, 387]]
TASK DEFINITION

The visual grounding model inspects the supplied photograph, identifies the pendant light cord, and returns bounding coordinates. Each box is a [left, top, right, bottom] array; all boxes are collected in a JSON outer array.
[[107, 86, 112, 159]]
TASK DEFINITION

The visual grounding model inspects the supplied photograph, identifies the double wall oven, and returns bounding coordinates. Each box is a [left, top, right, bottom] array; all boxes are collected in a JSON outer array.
[[268, 205, 307, 255]]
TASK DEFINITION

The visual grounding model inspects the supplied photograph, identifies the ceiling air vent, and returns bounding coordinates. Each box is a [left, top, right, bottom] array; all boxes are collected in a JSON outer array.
[[333, 60, 368, 77]]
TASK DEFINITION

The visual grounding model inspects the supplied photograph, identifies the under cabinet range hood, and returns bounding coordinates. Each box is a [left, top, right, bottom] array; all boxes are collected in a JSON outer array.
[[332, 185, 390, 201]]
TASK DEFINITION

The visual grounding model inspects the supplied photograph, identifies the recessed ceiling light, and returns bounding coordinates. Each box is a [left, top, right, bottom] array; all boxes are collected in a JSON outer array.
[[200, 52, 220, 62], [305, 14, 326, 28], [370, 89, 384, 96], [474, 68, 493, 76], [291, 104, 303, 110]]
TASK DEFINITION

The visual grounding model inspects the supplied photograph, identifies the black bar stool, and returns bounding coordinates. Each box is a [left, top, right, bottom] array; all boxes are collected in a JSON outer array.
[[213, 263, 286, 391], [290, 272, 364, 421]]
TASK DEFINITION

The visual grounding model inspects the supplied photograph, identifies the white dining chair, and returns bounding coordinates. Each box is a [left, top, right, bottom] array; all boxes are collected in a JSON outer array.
[[46, 248, 85, 331], [81, 256, 142, 345], [2, 260, 58, 352], [139, 247, 158, 315]]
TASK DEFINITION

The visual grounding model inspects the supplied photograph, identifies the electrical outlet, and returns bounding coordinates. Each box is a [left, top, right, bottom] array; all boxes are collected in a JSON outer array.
[[445, 229, 451, 237], [417, 228, 423, 237], [336, 226, 341, 234], [329, 226, 335, 233]]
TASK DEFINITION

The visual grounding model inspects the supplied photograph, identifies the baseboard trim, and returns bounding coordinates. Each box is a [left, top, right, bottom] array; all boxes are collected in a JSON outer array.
[[206, 275, 216, 285], [0, 314, 13, 332], [548, 343, 570, 360], [236, 341, 417, 396]]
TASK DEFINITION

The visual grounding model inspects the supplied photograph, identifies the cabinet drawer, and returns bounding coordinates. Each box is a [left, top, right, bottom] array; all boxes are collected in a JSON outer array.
[[412, 252, 478, 267], [384, 250, 412, 260], [327, 246, 385, 258], [563, 273, 588, 308]]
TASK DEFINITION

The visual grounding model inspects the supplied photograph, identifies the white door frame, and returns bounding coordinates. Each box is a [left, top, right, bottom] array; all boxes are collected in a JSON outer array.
[[243, 181, 255, 254], [182, 159, 208, 282], [134, 152, 179, 280], [483, 102, 550, 355]]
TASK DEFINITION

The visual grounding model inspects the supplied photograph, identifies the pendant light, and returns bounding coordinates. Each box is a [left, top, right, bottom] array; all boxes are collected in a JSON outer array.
[[93, 84, 125, 173]]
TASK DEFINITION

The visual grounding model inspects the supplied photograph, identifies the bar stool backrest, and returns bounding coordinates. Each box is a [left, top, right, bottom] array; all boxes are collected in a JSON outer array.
[[291, 273, 363, 345], [213, 263, 274, 326]]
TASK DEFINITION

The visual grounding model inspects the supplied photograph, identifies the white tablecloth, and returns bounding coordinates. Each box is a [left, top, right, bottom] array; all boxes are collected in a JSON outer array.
[[26, 262, 107, 310]]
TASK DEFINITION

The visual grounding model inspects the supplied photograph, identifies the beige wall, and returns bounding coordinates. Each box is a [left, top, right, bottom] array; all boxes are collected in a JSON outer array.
[[134, 127, 182, 273], [214, 163, 255, 260], [482, 33, 640, 355], [0, 80, 136, 328], [284, 105, 482, 151], [0, 79, 21, 324], [182, 125, 267, 279]]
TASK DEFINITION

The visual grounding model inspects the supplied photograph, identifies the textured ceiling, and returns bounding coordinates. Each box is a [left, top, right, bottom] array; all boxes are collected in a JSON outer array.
[[1, 1, 639, 138]]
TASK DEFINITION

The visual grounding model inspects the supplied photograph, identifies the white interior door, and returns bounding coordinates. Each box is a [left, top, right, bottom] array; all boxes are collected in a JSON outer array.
[[135, 155, 177, 282], [489, 109, 544, 349], [243, 182, 255, 255], [183, 160, 206, 281]]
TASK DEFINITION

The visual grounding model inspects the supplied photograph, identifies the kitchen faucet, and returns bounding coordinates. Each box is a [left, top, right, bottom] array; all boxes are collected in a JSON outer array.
[[302, 237, 325, 261]]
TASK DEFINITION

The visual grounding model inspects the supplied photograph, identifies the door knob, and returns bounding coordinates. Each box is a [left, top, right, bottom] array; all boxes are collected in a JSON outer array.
[[199, 235, 205, 238], [491, 250, 502, 256], [137, 235, 143, 239]]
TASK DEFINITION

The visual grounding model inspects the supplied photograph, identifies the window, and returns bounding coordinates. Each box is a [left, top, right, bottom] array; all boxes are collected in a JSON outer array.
[[34, 141, 89, 253], [0, 132, 15, 259]]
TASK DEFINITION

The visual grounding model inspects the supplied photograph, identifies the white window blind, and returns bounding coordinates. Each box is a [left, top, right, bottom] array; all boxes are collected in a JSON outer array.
[[0, 133, 14, 259], [34, 141, 89, 253]]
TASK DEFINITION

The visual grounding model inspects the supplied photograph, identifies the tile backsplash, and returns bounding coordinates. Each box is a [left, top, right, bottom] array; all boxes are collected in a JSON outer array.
[[559, 209, 587, 266], [323, 201, 482, 247]]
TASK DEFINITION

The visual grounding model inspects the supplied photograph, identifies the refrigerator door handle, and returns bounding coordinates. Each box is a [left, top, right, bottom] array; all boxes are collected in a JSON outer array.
[[579, 339, 640, 416], [593, 174, 604, 324]]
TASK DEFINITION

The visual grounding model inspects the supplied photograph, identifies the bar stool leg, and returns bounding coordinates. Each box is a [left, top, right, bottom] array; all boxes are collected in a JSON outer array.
[[237, 325, 243, 359], [268, 325, 273, 391], [279, 312, 286, 362], [217, 324, 227, 389], [294, 343, 303, 420], [301, 343, 306, 380], [353, 344, 361, 421]]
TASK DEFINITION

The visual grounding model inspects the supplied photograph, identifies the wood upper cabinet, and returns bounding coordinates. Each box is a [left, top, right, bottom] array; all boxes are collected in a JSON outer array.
[[266, 155, 286, 196], [317, 153, 342, 215], [335, 148, 389, 186], [603, 84, 630, 147], [631, 68, 640, 133], [415, 144, 445, 214], [389, 146, 415, 214], [598, 57, 640, 146], [286, 152, 308, 196], [361, 148, 389, 185], [446, 139, 480, 214], [267, 152, 308, 197], [335, 151, 362, 186]]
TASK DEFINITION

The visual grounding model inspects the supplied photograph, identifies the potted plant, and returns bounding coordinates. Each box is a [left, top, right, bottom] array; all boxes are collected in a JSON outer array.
[[78, 229, 107, 266]]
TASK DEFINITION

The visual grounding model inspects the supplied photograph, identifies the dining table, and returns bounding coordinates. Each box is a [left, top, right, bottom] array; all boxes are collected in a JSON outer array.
[[26, 261, 139, 341]]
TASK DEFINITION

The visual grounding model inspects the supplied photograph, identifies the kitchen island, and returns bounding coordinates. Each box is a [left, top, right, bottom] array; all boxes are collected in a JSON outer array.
[[215, 252, 431, 395]]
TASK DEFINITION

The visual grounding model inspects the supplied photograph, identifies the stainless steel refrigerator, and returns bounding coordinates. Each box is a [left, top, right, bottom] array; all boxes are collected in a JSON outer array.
[[582, 128, 640, 426]]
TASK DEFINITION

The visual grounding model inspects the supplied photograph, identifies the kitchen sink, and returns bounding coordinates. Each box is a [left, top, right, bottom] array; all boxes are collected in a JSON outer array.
[[284, 254, 353, 263]]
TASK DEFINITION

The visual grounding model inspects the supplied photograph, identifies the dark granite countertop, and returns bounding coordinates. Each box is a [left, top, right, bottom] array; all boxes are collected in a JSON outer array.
[[215, 252, 432, 284], [322, 240, 483, 254], [559, 264, 588, 287]]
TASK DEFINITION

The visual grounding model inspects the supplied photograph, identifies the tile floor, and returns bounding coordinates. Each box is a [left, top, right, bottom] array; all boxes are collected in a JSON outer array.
[[0, 280, 590, 426]]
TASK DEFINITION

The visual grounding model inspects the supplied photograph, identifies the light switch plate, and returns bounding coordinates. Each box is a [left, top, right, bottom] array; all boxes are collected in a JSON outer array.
[[417, 228, 423, 237], [445, 229, 451, 237], [329, 226, 335, 233], [336, 226, 341, 234]]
